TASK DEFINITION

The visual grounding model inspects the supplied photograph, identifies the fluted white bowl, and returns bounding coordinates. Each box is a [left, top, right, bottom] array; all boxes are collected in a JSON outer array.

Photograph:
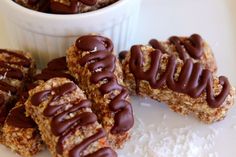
[[0, 0, 141, 67]]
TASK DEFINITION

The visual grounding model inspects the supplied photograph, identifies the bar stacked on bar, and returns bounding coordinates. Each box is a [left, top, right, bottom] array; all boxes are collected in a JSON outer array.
[[67, 35, 134, 148], [0, 49, 35, 142], [148, 34, 217, 72], [121, 44, 235, 123], [2, 56, 74, 157], [25, 78, 117, 157]]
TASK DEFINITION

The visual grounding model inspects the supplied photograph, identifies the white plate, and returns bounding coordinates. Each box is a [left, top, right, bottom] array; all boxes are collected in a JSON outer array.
[[0, 0, 236, 156]]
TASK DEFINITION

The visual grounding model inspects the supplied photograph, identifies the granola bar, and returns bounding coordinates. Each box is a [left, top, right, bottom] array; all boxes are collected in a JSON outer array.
[[2, 102, 44, 157], [25, 78, 117, 157], [67, 35, 134, 148], [121, 45, 235, 123], [0, 49, 35, 141], [1, 56, 75, 156]]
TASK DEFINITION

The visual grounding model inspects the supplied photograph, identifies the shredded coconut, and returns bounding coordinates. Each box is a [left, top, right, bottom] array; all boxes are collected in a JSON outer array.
[[118, 117, 219, 157]]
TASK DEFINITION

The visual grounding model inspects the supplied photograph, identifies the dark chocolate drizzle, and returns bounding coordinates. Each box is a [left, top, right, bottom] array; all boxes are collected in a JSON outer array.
[[69, 129, 116, 157], [76, 35, 134, 134], [47, 56, 68, 71], [119, 51, 128, 61], [4, 82, 39, 128], [0, 49, 31, 94], [129, 45, 230, 108], [0, 49, 31, 67], [0, 49, 32, 125], [6, 57, 72, 129], [149, 34, 204, 61], [30, 82, 116, 156], [50, 0, 97, 14], [0, 61, 23, 80], [6, 105, 36, 128], [0, 81, 17, 94], [34, 56, 74, 81]]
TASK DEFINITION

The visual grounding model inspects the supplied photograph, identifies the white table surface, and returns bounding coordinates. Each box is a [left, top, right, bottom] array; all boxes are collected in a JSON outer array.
[[0, 0, 236, 157]]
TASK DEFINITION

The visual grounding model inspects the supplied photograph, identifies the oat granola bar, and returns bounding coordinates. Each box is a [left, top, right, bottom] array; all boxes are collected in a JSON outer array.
[[67, 35, 134, 148], [2, 102, 44, 157], [25, 78, 117, 157], [0, 49, 35, 141], [121, 45, 235, 123], [120, 34, 217, 72], [1, 56, 75, 156]]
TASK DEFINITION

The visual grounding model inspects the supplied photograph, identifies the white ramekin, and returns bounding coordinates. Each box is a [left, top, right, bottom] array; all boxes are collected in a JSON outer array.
[[0, 0, 141, 67]]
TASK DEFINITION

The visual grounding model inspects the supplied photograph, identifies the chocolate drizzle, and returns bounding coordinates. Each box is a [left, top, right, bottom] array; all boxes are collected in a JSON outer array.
[[5, 83, 39, 128], [0, 81, 17, 94], [70, 129, 116, 157], [0, 49, 31, 67], [34, 57, 74, 81], [6, 56, 73, 129], [30, 82, 116, 156], [0, 49, 31, 83], [6, 105, 36, 128], [76, 35, 134, 134], [149, 34, 204, 61], [129, 45, 230, 108], [0, 61, 23, 80], [0, 49, 32, 124], [119, 51, 128, 61], [50, 0, 97, 14]]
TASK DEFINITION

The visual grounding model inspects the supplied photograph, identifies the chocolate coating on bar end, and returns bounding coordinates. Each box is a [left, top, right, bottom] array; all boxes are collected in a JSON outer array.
[[129, 45, 230, 108], [76, 35, 134, 134], [6, 105, 36, 128], [34, 56, 75, 81], [31, 82, 117, 157]]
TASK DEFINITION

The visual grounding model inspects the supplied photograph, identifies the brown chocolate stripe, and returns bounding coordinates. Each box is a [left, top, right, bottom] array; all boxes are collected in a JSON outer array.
[[6, 105, 36, 128], [149, 34, 204, 61], [0, 49, 32, 125], [6, 56, 73, 129], [31, 82, 116, 157], [34, 56, 74, 81], [76, 35, 134, 134], [129, 45, 230, 108]]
